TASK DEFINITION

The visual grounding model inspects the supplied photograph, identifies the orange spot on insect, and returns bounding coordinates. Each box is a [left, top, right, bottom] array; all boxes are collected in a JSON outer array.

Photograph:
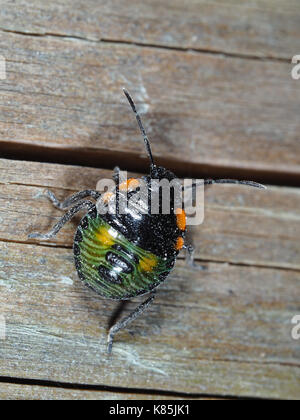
[[139, 255, 157, 272], [119, 178, 140, 191], [175, 208, 186, 231], [103, 192, 114, 203], [175, 237, 184, 251]]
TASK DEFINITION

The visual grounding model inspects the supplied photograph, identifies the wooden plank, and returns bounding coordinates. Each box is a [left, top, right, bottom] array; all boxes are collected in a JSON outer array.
[[0, 32, 299, 184], [1, 159, 299, 270], [0, 241, 299, 399], [0, 0, 299, 59]]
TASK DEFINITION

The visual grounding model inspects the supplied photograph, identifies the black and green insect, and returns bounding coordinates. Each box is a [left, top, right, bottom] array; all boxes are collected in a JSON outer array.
[[29, 89, 265, 353]]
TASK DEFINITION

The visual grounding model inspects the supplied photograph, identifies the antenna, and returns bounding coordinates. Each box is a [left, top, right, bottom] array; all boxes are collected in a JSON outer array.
[[123, 88, 155, 168], [183, 179, 266, 191]]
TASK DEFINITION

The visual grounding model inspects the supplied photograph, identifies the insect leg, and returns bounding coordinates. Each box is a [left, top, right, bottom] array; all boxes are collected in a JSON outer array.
[[182, 179, 265, 192], [44, 189, 101, 210], [185, 244, 207, 271], [185, 244, 195, 267], [28, 200, 95, 240], [107, 292, 156, 354]]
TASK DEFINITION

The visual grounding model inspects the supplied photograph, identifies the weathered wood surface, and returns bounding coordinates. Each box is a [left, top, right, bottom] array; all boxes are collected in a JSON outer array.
[[0, 0, 299, 59], [0, 159, 299, 399], [0, 30, 299, 185]]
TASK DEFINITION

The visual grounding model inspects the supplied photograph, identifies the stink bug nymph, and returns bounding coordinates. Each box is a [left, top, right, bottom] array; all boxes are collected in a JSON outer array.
[[29, 89, 265, 353]]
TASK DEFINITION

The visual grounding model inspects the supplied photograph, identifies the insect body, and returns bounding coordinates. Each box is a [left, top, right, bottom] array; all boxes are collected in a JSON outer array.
[[74, 197, 180, 300], [29, 89, 265, 353]]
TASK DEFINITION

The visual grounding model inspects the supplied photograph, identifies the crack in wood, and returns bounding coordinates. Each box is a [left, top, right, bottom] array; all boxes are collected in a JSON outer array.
[[0, 27, 289, 63]]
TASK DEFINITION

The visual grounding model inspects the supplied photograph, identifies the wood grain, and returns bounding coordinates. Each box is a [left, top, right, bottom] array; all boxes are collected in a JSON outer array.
[[0, 0, 299, 59], [0, 31, 299, 184]]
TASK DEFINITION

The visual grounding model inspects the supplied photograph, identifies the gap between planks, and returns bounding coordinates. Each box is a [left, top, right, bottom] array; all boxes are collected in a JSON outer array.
[[2, 142, 300, 188], [0, 376, 224, 400]]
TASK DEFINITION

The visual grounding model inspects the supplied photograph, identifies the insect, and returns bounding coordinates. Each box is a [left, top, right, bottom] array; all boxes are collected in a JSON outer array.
[[29, 89, 265, 353]]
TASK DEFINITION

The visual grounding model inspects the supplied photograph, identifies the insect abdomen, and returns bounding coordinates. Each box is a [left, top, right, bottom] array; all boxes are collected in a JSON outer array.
[[73, 209, 173, 299]]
